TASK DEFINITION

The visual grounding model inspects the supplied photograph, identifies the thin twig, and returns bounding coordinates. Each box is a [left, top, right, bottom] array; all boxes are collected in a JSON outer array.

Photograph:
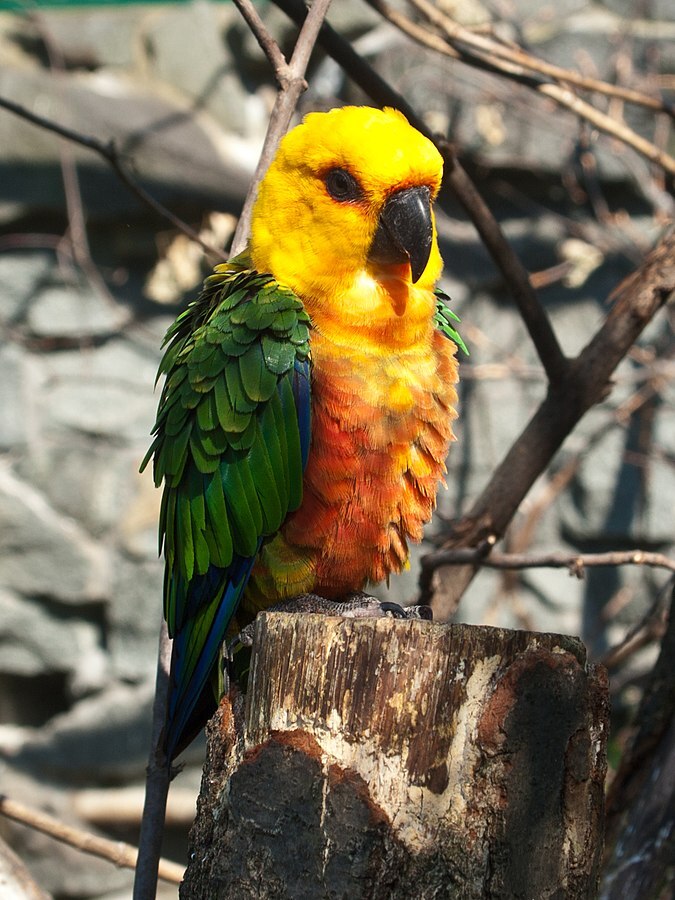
[[421, 229, 675, 612], [408, 0, 674, 118], [133, 621, 174, 899], [423, 547, 675, 577], [0, 794, 184, 886], [233, 0, 290, 76], [0, 94, 224, 260], [230, 0, 334, 254], [439, 141, 570, 384], [539, 82, 675, 176], [368, 0, 675, 176]]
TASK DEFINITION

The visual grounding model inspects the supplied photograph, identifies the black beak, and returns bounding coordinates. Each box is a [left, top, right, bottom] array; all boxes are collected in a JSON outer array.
[[368, 185, 433, 283]]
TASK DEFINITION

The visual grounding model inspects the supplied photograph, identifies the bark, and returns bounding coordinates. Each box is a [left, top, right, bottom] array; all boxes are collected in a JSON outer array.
[[181, 613, 608, 899], [601, 584, 675, 900], [0, 834, 51, 900]]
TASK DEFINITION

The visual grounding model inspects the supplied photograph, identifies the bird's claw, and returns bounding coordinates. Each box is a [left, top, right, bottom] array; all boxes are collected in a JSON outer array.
[[231, 593, 433, 649]]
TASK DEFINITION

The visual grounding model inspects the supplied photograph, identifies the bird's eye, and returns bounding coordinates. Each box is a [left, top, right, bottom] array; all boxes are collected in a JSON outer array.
[[325, 168, 362, 202]]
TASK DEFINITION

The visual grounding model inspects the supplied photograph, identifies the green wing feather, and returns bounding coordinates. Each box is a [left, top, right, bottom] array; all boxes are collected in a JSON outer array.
[[434, 288, 469, 356], [141, 261, 312, 756]]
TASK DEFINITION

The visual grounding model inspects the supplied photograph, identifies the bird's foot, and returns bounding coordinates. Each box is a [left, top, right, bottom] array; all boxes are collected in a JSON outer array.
[[233, 591, 432, 647]]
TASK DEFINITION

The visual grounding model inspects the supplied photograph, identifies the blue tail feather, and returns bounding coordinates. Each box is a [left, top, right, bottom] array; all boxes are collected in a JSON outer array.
[[164, 553, 258, 759]]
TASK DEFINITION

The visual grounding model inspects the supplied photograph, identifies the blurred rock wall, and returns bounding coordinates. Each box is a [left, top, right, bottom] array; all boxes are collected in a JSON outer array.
[[0, 1, 673, 898]]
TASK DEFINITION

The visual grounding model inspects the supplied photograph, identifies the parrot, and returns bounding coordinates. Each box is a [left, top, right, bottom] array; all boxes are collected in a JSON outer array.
[[141, 106, 467, 760]]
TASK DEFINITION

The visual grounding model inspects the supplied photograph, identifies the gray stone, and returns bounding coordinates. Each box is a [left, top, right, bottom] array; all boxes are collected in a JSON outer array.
[[0, 252, 54, 325], [499, 0, 589, 18], [16, 438, 146, 537], [142, 0, 264, 138], [0, 65, 253, 216], [601, 0, 675, 21], [320, 0, 382, 35], [40, 7, 140, 70], [108, 557, 164, 682], [116, 465, 164, 561], [0, 588, 106, 696], [26, 281, 129, 338], [126, 313, 176, 355], [39, 334, 159, 389], [373, 41, 588, 175], [44, 378, 150, 439], [38, 339, 158, 441], [7, 681, 155, 782], [526, 9, 622, 82], [0, 344, 32, 449], [0, 464, 110, 604]]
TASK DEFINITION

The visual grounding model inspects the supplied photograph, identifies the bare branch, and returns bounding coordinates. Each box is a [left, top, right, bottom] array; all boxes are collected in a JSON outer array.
[[538, 83, 675, 177], [230, 0, 334, 254], [369, 0, 675, 176], [133, 621, 173, 900], [0, 794, 184, 886], [408, 0, 675, 118], [423, 547, 675, 577], [0, 94, 224, 260], [233, 0, 290, 78], [421, 229, 675, 611], [0, 834, 50, 900]]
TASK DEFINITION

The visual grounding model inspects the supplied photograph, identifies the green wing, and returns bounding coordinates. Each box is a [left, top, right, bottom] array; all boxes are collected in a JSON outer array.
[[141, 261, 311, 756], [434, 288, 469, 356]]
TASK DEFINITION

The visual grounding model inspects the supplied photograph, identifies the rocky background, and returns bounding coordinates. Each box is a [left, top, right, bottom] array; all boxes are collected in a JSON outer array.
[[0, 1, 673, 897]]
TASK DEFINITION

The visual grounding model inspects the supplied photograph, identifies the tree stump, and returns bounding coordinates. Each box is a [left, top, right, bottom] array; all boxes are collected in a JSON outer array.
[[181, 613, 609, 899]]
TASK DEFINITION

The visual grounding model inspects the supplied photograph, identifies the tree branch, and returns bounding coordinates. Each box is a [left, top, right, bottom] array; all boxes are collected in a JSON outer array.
[[421, 229, 675, 612], [371, 0, 675, 176], [422, 547, 675, 577], [133, 621, 173, 900], [0, 794, 183, 886], [408, 0, 675, 119], [232, 0, 290, 78], [230, 0, 334, 255], [0, 94, 224, 260]]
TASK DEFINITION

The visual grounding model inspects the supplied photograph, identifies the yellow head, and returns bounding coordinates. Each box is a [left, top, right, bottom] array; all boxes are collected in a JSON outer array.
[[249, 107, 444, 309]]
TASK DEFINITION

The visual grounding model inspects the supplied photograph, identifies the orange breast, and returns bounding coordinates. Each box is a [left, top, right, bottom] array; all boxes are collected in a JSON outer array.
[[245, 276, 459, 609]]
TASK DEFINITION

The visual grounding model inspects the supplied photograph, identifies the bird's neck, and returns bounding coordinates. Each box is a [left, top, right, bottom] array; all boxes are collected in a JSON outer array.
[[305, 268, 439, 354]]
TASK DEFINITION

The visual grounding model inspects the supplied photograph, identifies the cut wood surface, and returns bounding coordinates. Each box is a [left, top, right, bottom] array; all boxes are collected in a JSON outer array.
[[181, 613, 609, 899]]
